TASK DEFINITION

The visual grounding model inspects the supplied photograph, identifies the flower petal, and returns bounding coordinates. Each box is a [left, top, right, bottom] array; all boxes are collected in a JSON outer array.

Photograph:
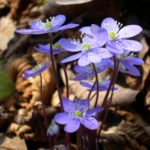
[[54, 112, 71, 125], [123, 57, 144, 65], [74, 65, 91, 74], [62, 98, 76, 113], [31, 20, 45, 30], [64, 118, 80, 133], [61, 52, 82, 63], [80, 117, 99, 130], [80, 81, 92, 88], [101, 17, 119, 33], [57, 23, 79, 31], [120, 60, 141, 76], [73, 73, 93, 81], [78, 54, 90, 66], [51, 14, 66, 28], [95, 48, 112, 58], [87, 51, 102, 63], [23, 64, 49, 78], [86, 107, 104, 116], [91, 24, 101, 34], [120, 40, 143, 52], [107, 41, 124, 54], [80, 26, 92, 36], [16, 29, 38, 34], [94, 28, 108, 46], [59, 38, 80, 52], [36, 44, 60, 54], [118, 25, 142, 39]]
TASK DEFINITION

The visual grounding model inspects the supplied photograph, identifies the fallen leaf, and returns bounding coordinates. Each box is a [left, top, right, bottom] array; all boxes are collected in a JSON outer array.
[[0, 17, 16, 53], [54, 0, 93, 5]]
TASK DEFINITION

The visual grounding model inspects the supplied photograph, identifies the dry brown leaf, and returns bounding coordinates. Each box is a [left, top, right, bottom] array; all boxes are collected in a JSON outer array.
[[0, 0, 8, 8], [60, 68, 139, 107], [0, 134, 27, 150], [101, 110, 150, 150], [0, 16, 16, 53], [53, 0, 93, 5]]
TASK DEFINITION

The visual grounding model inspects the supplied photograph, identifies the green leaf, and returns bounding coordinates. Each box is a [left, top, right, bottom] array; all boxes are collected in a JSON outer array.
[[0, 70, 15, 101]]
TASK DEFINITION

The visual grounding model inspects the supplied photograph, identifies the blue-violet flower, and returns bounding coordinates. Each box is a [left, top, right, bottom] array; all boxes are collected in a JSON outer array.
[[54, 98, 103, 133], [23, 63, 49, 78], [16, 14, 79, 35], [60, 33, 112, 66]]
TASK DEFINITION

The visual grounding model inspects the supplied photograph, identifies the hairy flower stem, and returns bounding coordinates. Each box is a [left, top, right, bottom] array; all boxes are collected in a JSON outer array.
[[92, 63, 99, 107], [39, 74, 52, 148], [98, 57, 119, 139], [87, 81, 96, 99], [76, 128, 81, 150], [65, 133, 72, 150], [58, 55, 69, 98], [48, 33, 63, 111], [101, 56, 117, 107]]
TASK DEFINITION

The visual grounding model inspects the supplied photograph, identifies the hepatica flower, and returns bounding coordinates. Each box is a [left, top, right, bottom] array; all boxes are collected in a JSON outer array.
[[54, 98, 103, 133], [36, 41, 63, 55], [60, 33, 112, 66], [23, 63, 49, 78], [80, 80, 112, 91], [73, 59, 113, 80], [101, 17, 143, 54], [80, 18, 143, 54], [116, 52, 144, 76], [16, 14, 79, 35]]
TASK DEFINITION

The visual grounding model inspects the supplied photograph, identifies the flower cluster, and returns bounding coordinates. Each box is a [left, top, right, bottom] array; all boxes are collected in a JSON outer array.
[[16, 14, 144, 135]]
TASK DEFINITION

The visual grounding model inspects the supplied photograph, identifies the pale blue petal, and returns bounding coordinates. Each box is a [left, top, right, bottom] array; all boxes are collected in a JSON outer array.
[[51, 14, 66, 27], [62, 98, 76, 113], [94, 48, 112, 58], [73, 73, 92, 81], [74, 65, 91, 74], [118, 25, 142, 39], [54, 112, 71, 125], [94, 28, 108, 46], [101, 17, 119, 33], [123, 57, 144, 65], [87, 51, 102, 63], [91, 24, 101, 34], [120, 60, 141, 76], [31, 21, 45, 30], [80, 26, 92, 36], [120, 40, 143, 52], [78, 54, 90, 66], [107, 42, 124, 54], [80, 117, 99, 130], [64, 118, 80, 133], [57, 23, 79, 31], [59, 38, 80, 52], [61, 52, 82, 63], [23, 64, 49, 78], [86, 107, 104, 116], [80, 81, 92, 88]]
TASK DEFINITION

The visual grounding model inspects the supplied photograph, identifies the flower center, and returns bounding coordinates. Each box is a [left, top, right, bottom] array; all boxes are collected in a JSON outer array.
[[74, 110, 82, 117], [44, 20, 53, 30], [109, 31, 116, 40], [118, 54, 126, 59], [82, 43, 91, 51], [54, 42, 61, 49], [32, 64, 44, 72]]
